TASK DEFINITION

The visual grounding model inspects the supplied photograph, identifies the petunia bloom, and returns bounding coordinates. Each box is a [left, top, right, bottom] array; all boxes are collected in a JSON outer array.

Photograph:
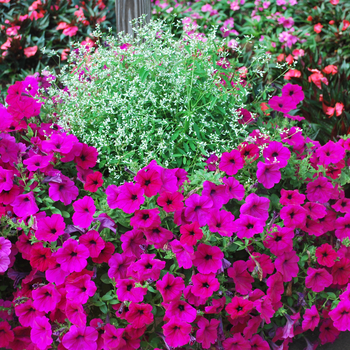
[[162, 317, 191, 348], [193, 244, 224, 274], [72, 196, 96, 228]]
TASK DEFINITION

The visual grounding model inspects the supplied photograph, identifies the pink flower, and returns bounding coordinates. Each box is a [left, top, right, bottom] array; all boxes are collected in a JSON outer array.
[[135, 168, 162, 197], [32, 283, 61, 312], [329, 301, 350, 331], [264, 226, 294, 255], [0, 237, 11, 256], [280, 204, 307, 228], [254, 296, 275, 324], [15, 299, 44, 327], [0, 253, 10, 273], [223, 333, 250, 350], [130, 208, 161, 229], [0, 166, 13, 192], [335, 214, 350, 239], [202, 181, 230, 209], [66, 302, 87, 327], [79, 230, 105, 258], [66, 274, 97, 304], [23, 154, 52, 172], [191, 273, 220, 298], [234, 214, 264, 239], [280, 189, 305, 206], [316, 141, 345, 167], [75, 144, 98, 169], [250, 334, 270, 350], [102, 324, 125, 349], [0, 321, 14, 348], [222, 176, 245, 200], [305, 267, 333, 292], [180, 222, 203, 245], [162, 317, 191, 348], [332, 259, 350, 285], [170, 239, 194, 269], [226, 296, 254, 320], [48, 174, 79, 205], [127, 253, 165, 282], [263, 141, 291, 168], [116, 279, 147, 302], [156, 272, 185, 302], [256, 162, 281, 189], [184, 194, 213, 226], [55, 239, 90, 273], [72, 196, 96, 228], [207, 209, 236, 237], [196, 317, 220, 349], [268, 95, 297, 113], [314, 23, 323, 33], [228, 260, 254, 295], [84, 171, 103, 192], [12, 192, 39, 217], [302, 305, 320, 331], [35, 214, 65, 242], [219, 149, 244, 175], [240, 193, 270, 221], [24, 46, 38, 58], [281, 83, 305, 104], [125, 303, 153, 329], [108, 253, 134, 280], [315, 243, 337, 267], [113, 182, 145, 214], [165, 299, 197, 323], [275, 251, 300, 282], [62, 325, 98, 350], [306, 176, 333, 203], [30, 316, 52, 349], [193, 244, 223, 274], [157, 191, 184, 212]]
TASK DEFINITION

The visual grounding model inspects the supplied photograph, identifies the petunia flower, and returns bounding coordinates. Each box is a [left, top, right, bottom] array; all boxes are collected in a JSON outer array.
[[240, 193, 270, 221], [72, 196, 96, 228], [302, 305, 320, 331], [0, 237, 11, 256], [222, 333, 250, 350], [180, 222, 203, 245], [66, 302, 87, 327], [202, 181, 230, 209], [316, 141, 345, 167], [228, 260, 254, 295], [263, 141, 291, 168], [120, 229, 146, 259], [79, 230, 105, 258], [219, 149, 244, 175], [35, 214, 65, 242], [274, 250, 299, 282], [164, 299, 197, 323], [306, 176, 333, 203], [62, 325, 98, 350], [0, 321, 14, 348], [208, 209, 236, 237], [268, 95, 297, 113], [23, 155, 52, 172], [250, 334, 270, 350], [0, 166, 13, 192], [0, 184, 20, 205], [74, 144, 98, 169], [335, 214, 350, 239], [193, 244, 223, 274], [196, 317, 220, 349], [329, 301, 350, 331], [102, 324, 125, 350], [15, 299, 44, 327], [29, 243, 55, 272], [144, 225, 173, 249], [280, 204, 307, 228], [254, 296, 275, 324], [127, 253, 165, 282], [315, 243, 337, 267], [12, 192, 39, 217], [234, 214, 264, 239], [130, 208, 160, 229], [319, 319, 340, 344], [281, 83, 305, 104], [305, 267, 333, 292], [222, 176, 245, 200], [247, 252, 274, 278], [55, 239, 90, 273], [226, 296, 254, 320], [170, 239, 194, 269], [48, 174, 79, 205], [157, 191, 184, 212], [264, 226, 294, 255], [66, 274, 97, 304], [162, 317, 191, 348], [125, 303, 153, 329], [84, 171, 103, 192], [256, 162, 281, 189], [332, 259, 350, 285], [184, 194, 213, 226], [108, 253, 134, 280], [32, 283, 61, 313], [156, 272, 185, 302], [191, 273, 220, 298], [30, 316, 52, 350], [114, 182, 146, 214], [205, 296, 226, 314], [116, 279, 147, 303], [135, 168, 162, 197]]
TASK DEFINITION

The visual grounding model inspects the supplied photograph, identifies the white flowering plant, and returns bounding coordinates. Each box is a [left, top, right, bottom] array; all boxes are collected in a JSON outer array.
[[44, 19, 273, 179]]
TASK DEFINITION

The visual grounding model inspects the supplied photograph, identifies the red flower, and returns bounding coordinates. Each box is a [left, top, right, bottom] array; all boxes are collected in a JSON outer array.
[[125, 303, 153, 329], [84, 171, 103, 192]]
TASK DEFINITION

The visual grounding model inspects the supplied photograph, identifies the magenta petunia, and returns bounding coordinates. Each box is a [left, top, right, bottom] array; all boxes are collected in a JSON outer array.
[[165, 299, 197, 323], [35, 214, 65, 242], [247, 252, 274, 279], [0, 321, 14, 348], [302, 305, 320, 331], [32, 283, 61, 313], [135, 168, 162, 197], [108, 253, 134, 280], [228, 260, 254, 295], [170, 239, 194, 269], [193, 244, 224, 274], [268, 95, 297, 113], [208, 209, 236, 237], [144, 225, 173, 249], [234, 214, 264, 239], [196, 317, 220, 349], [329, 301, 350, 331], [15, 299, 44, 327], [316, 140, 345, 167], [48, 174, 79, 205], [156, 272, 185, 302], [130, 208, 161, 229], [315, 243, 337, 267], [75, 144, 98, 169], [55, 239, 90, 273], [29, 243, 55, 272], [157, 191, 184, 212], [162, 317, 191, 348], [125, 302, 153, 329], [84, 171, 103, 192], [62, 325, 98, 350], [256, 162, 281, 189], [30, 316, 52, 350], [202, 180, 230, 209], [102, 324, 125, 350], [72, 196, 96, 228], [240, 193, 270, 221], [306, 176, 333, 203], [281, 83, 305, 104], [264, 226, 294, 255], [275, 251, 299, 282], [0, 184, 20, 205], [180, 222, 203, 246], [263, 141, 291, 168], [254, 296, 275, 324], [222, 176, 245, 201], [280, 189, 305, 206], [23, 154, 52, 172], [305, 267, 333, 292], [226, 296, 254, 320], [0, 237, 11, 256], [66, 301, 87, 327], [335, 214, 350, 240], [205, 296, 226, 314], [250, 334, 270, 350], [280, 204, 307, 228], [12, 192, 39, 217], [66, 274, 97, 304], [0, 253, 10, 273], [41, 132, 77, 155], [127, 253, 165, 282], [105, 184, 120, 209], [0, 166, 13, 192], [303, 202, 327, 220], [191, 273, 220, 299], [332, 259, 350, 285], [223, 333, 251, 350], [120, 229, 146, 259], [79, 230, 105, 258], [116, 279, 147, 302], [219, 149, 244, 175], [184, 194, 213, 226]]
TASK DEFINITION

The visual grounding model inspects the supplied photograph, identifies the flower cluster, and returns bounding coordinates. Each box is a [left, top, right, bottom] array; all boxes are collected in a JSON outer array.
[[2, 73, 350, 349]]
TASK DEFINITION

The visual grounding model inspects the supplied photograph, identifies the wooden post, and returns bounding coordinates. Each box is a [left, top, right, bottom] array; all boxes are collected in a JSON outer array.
[[115, 0, 151, 36]]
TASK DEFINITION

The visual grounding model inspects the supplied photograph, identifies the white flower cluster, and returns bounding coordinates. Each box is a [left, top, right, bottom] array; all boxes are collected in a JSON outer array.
[[45, 19, 269, 179]]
